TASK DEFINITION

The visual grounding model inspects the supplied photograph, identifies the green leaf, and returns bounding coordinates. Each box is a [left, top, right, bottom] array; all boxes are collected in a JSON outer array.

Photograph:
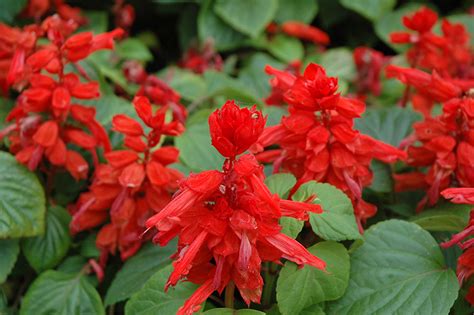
[[125, 265, 198, 315], [0, 239, 19, 283], [277, 241, 350, 315], [263, 106, 287, 127], [163, 69, 207, 102], [340, 0, 396, 21], [198, 0, 248, 51], [20, 271, 105, 315], [82, 94, 138, 126], [116, 38, 153, 62], [327, 220, 459, 315], [375, 4, 424, 52], [204, 309, 265, 314], [267, 35, 304, 63], [80, 233, 100, 258], [274, 0, 318, 23], [301, 304, 325, 315], [410, 203, 472, 232], [175, 115, 225, 172], [214, 0, 278, 37], [265, 173, 297, 198], [319, 48, 355, 82], [238, 53, 284, 100], [368, 160, 392, 193], [279, 217, 304, 239], [355, 106, 421, 147], [0, 98, 14, 130], [22, 206, 71, 273], [0, 0, 27, 23], [105, 241, 176, 306], [204, 70, 260, 104], [0, 152, 46, 238], [293, 182, 361, 241]]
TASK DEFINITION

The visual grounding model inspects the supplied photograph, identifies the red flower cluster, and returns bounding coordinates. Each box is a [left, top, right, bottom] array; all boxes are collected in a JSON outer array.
[[123, 60, 188, 123], [440, 188, 474, 304], [389, 6, 474, 114], [393, 92, 474, 210], [353, 47, 386, 98], [254, 63, 406, 229], [0, 15, 123, 180], [70, 96, 184, 263], [265, 60, 301, 106], [146, 101, 326, 315], [178, 40, 223, 74], [113, 0, 135, 35], [23, 0, 86, 24]]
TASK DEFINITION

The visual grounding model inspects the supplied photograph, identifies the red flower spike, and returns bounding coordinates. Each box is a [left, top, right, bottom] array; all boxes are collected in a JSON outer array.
[[209, 100, 266, 158], [281, 21, 330, 46], [146, 102, 325, 315]]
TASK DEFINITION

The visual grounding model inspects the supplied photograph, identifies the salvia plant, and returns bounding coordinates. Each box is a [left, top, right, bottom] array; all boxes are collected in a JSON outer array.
[[0, 1, 473, 315]]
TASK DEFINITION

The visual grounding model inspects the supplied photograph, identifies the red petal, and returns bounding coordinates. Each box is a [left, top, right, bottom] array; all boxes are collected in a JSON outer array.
[[70, 82, 100, 99], [112, 114, 144, 136], [105, 150, 139, 168], [52, 86, 71, 110], [119, 162, 145, 188], [146, 161, 171, 186], [33, 120, 58, 147], [132, 96, 152, 125], [151, 146, 179, 165], [66, 150, 89, 180], [45, 138, 67, 165]]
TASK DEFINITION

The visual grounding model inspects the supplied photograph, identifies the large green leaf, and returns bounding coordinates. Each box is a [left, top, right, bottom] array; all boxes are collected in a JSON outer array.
[[410, 203, 472, 232], [198, 0, 248, 51], [277, 241, 350, 315], [293, 182, 360, 241], [214, 0, 278, 38], [340, 0, 396, 21], [0, 239, 19, 283], [319, 48, 355, 82], [0, 152, 46, 238], [274, 0, 318, 23], [20, 271, 105, 315], [267, 35, 304, 63], [0, 0, 27, 23], [105, 241, 176, 306], [22, 206, 71, 273], [374, 3, 424, 52], [175, 113, 224, 172], [116, 38, 153, 62], [203, 71, 260, 104], [204, 309, 265, 314], [125, 264, 198, 315], [355, 106, 421, 146], [328, 220, 459, 315], [301, 305, 325, 315]]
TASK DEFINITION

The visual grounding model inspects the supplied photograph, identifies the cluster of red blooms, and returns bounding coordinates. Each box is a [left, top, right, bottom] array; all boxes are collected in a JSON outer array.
[[23, 0, 86, 24], [266, 21, 329, 46], [70, 96, 184, 263], [123, 60, 188, 124], [178, 40, 223, 74], [146, 101, 326, 315], [113, 0, 135, 35], [388, 6, 474, 115], [440, 188, 474, 304], [353, 47, 387, 98], [0, 15, 123, 180], [387, 7, 474, 211], [255, 63, 406, 229]]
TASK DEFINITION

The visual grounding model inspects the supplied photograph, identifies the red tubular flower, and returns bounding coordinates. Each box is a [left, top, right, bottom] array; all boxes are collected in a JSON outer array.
[[146, 103, 325, 315], [178, 40, 223, 74], [256, 63, 406, 228], [281, 21, 330, 46], [440, 188, 474, 305], [353, 47, 386, 97], [265, 61, 300, 106], [70, 96, 184, 264]]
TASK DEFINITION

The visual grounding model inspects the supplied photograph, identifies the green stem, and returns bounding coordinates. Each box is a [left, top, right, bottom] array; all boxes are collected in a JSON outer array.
[[225, 281, 235, 309], [262, 262, 277, 307]]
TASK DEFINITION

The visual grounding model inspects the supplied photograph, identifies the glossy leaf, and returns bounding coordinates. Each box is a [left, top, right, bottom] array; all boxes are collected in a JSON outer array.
[[274, 0, 318, 23]]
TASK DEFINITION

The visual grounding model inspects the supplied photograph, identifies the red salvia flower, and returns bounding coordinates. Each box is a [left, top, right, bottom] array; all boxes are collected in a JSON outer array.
[[70, 96, 184, 264], [178, 40, 223, 74], [353, 47, 387, 97], [280, 21, 330, 46], [146, 101, 326, 315], [265, 61, 301, 106], [440, 188, 474, 305], [255, 63, 406, 229], [113, 0, 135, 35]]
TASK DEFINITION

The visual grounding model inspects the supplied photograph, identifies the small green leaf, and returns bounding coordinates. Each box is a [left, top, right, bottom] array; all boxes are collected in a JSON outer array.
[[340, 0, 396, 21], [198, 0, 248, 51], [0, 0, 27, 23], [105, 241, 176, 306], [319, 48, 355, 82], [410, 203, 472, 232], [125, 265, 198, 315], [214, 0, 278, 37], [274, 0, 318, 24], [327, 220, 459, 315], [280, 217, 304, 239], [265, 173, 297, 198], [277, 242, 350, 315], [204, 309, 265, 314], [293, 182, 361, 241], [0, 239, 19, 283], [22, 206, 71, 273], [20, 271, 105, 315], [267, 35, 304, 63], [0, 152, 46, 238], [355, 106, 421, 146], [175, 115, 225, 172], [116, 38, 153, 62]]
